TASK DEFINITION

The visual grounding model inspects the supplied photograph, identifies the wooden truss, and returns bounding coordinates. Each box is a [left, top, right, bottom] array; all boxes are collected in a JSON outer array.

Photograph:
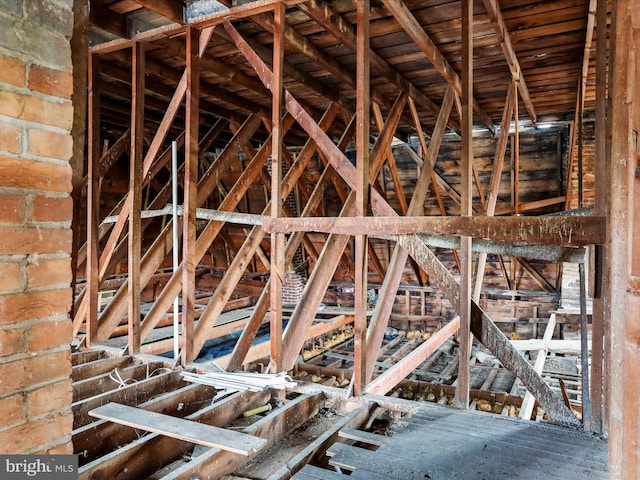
[[76, 0, 607, 432]]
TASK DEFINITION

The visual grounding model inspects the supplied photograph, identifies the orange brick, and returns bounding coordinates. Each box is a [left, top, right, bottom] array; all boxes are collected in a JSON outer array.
[[0, 226, 72, 255], [28, 349, 72, 385], [0, 411, 72, 454], [0, 54, 25, 87], [0, 288, 72, 326], [0, 195, 26, 224], [0, 90, 73, 131], [0, 393, 24, 427], [0, 261, 22, 291], [26, 379, 72, 418], [38, 441, 73, 455], [30, 195, 72, 223], [28, 319, 72, 352], [0, 155, 72, 192], [26, 257, 70, 288], [27, 129, 73, 161], [0, 349, 71, 396], [0, 121, 22, 154], [28, 65, 73, 99], [0, 328, 25, 356]]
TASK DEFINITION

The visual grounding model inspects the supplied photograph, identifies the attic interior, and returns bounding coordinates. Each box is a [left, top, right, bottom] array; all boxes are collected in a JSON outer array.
[[2, 0, 639, 478]]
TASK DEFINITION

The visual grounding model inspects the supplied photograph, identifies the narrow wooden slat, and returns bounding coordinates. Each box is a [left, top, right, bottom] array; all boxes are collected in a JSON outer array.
[[72, 356, 133, 382], [85, 52, 100, 345], [127, 41, 144, 353], [89, 403, 266, 455], [73, 371, 184, 429], [338, 428, 387, 447]]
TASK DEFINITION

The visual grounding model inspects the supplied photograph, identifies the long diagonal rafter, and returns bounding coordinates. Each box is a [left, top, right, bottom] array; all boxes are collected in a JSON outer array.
[[97, 113, 263, 341], [228, 16, 580, 423], [381, 0, 496, 134], [138, 112, 298, 344], [482, 0, 536, 123], [364, 86, 455, 383], [225, 113, 356, 371]]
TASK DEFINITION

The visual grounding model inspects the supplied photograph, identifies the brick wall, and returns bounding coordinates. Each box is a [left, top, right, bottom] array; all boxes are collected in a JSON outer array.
[[0, 0, 75, 454], [283, 271, 306, 304]]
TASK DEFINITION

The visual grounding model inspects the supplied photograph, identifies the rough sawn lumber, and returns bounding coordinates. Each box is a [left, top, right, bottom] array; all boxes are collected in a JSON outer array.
[[89, 402, 267, 455]]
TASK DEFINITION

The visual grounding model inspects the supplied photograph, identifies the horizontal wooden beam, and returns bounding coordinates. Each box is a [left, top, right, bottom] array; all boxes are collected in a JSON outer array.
[[264, 215, 605, 247]]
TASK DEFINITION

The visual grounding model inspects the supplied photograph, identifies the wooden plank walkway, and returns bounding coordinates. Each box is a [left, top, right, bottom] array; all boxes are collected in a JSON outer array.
[[89, 402, 267, 456], [296, 402, 608, 479]]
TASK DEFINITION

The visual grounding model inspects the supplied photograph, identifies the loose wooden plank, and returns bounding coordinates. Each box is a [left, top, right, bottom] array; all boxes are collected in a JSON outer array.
[[338, 428, 387, 447], [89, 402, 267, 456]]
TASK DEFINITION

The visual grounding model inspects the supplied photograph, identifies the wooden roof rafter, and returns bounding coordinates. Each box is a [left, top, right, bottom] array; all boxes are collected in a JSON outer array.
[[482, 0, 537, 124], [380, 0, 496, 135]]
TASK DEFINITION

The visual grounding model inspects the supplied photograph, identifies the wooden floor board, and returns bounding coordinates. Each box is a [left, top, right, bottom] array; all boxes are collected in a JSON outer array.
[[320, 402, 607, 480]]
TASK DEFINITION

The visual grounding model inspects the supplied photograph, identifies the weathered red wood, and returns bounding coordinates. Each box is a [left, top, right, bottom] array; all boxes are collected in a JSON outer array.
[[226, 109, 351, 370], [472, 81, 516, 301], [456, 0, 473, 410], [364, 87, 454, 382], [270, 2, 285, 372], [264, 215, 606, 247], [365, 316, 461, 396], [298, 0, 457, 129], [88, 27, 217, 341], [130, 0, 184, 24], [86, 52, 100, 345], [590, 0, 607, 435], [515, 258, 556, 294], [181, 26, 200, 364], [381, 0, 495, 134], [395, 235, 580, 426], [607, 2, 640, 476], [128, 41, 145, 353], [277, 96, 406, 371], [97, 113, 262, 342], [482, 0, 536, 123], [138, 114, 278, 343], [353, 0, 371, 396]]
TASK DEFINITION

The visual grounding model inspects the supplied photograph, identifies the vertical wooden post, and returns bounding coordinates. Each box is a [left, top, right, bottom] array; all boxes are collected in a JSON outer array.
[[70, 0, 89, 319], [270, 2, 286, 372], [182, 26, 200, 364], [590, 0, 608, 435], [455, 0, 473, 410], [353, 0, 370, 396], [86, 52, 100, 346], [513, 83, 520, 215], [128, 41, 145, 353], [607, 1, 640, 477]]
